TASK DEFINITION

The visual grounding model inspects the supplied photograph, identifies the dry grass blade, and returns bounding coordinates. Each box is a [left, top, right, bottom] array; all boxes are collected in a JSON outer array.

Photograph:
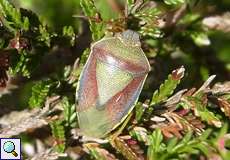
[[211, 81, 230, 94], [0, 109, 48, 138], [159, 123, 183, 138], [164, 89, 188, 107], [217, 98, 230, 118], [169, 112, 205, 134], [0, 96, 60, 138], [150, 111, 205, 138], [30, 149, 67, 160], [194, 75, 216, 95]]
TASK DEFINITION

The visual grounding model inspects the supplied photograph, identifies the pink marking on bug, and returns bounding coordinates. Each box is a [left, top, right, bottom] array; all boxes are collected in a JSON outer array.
[[94, 47, 149, 74], [78, 54, 98, 111], [106, 76, 145, 122]]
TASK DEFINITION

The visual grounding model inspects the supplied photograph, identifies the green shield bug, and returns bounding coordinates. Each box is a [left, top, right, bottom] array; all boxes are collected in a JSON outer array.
[[76, 30, 150, 138]]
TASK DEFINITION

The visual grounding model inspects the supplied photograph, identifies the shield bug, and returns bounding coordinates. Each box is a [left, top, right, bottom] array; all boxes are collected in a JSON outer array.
[[76, 30, 151, 138]]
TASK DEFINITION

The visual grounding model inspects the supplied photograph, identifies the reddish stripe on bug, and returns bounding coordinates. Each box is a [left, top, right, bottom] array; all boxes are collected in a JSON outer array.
[[105, 76, 145, 122], [78, 54, 98, 111], [93, 47, 149, 74]]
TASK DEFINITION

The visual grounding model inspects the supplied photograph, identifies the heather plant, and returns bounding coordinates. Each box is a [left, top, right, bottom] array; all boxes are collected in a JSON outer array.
[[0, 0, 230, 159]]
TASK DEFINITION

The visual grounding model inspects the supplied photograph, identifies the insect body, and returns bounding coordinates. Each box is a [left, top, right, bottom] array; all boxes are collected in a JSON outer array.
[[76, 30, 150, 138]]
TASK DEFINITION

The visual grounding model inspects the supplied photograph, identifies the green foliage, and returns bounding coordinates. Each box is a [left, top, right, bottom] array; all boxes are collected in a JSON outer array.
[[135, 102, 145, 122], [62, 26, 74, 37], [62, 26, 75, 46], [147, 128, 164, 159], [0, 0, 29, 32], [80, 0, 104, 41], [150, 67, 184, 106], [80, 48, 90, 64], [129, 2, 163, 38], [164, 0, 185, 6], [50, 98, 77, 153], [147, 129, 213, 160], [28, 79, 58, 108], [184, 95, 221, 127], [85, 144, 107, 160], [129, 126, 148, 143], [50, 120, 66, 153], [189, 31, 211, 47], [9, 50, 33, 77], [38, 24, 52, 47], [62, 97, 77, 128]]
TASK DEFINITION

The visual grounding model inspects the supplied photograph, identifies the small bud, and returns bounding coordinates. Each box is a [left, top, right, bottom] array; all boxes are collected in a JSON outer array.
[[126, 139, 137, 145], [9, 37, 30, 51], [172, 66, 185, 80]]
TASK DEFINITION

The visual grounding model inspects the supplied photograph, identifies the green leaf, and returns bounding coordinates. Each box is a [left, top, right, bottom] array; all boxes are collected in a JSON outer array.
[[87, 146, 106, 160], [50, 120, 66, 153], [38, 24, 51, 47], [84, 143, 117, 160], [28, 79, 58, 108], [129, 126, 148, 143], [198, 129, 212, 141], [186, 96, 221, 127], [165, 131, 210, 157], [150, 67, 185, 106], [9, 50, 32, 77], [148, 129, 164, 152], [147, 129, 165, 160], [181, 131, 193, 144], [80, 48, 90, 64], [145, 129, 216, 159], [0, 0, 29, 32], [0, 39, 5, 48], [166, 137, 178, 153], [139, 27, 163, 39], [62, 26, 75, 46], [22, 17, 30, 31], [134, 7, 161, 18], [127, 0, 134, 6], [164, 0, 185, 6], [190, 31, 211, 46], [62, 97, 77, 128], [135, 102, 145, 122], [80, 0, 104, 41]]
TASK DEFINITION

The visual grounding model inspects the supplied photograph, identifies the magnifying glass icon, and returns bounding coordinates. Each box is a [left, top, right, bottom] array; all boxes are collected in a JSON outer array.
[[3, 141, 18, 157]]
